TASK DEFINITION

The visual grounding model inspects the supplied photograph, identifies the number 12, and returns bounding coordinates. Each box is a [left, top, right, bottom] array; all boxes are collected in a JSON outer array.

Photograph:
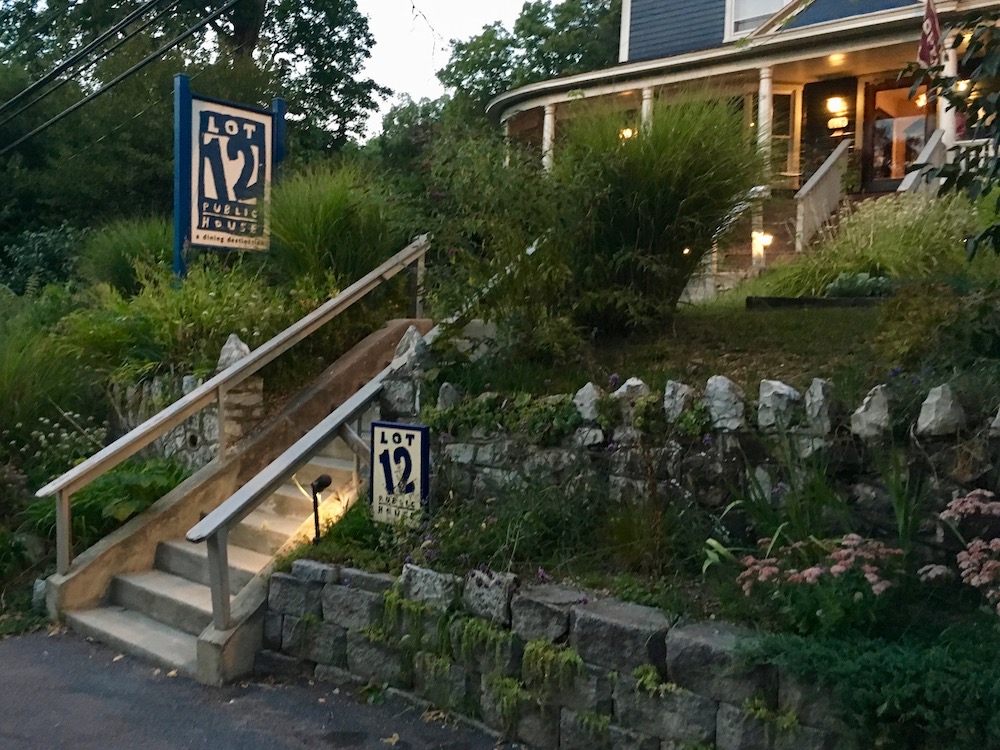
[[378, 447, 415, 495]]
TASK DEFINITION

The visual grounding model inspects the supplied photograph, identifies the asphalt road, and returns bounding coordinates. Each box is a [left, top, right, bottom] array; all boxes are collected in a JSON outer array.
[[0, 630, 505, 750]]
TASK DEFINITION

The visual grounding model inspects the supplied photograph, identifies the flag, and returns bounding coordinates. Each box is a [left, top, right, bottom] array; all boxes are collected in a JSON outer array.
[[918, 0, 942, 67]]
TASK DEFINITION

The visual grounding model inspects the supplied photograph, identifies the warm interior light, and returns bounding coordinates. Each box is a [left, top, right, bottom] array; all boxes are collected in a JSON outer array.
[[827, 116, 849, 130], [915, 93, 927, 108], [828, 53, 846, 66], [682, 247, 692, 255], [751, 231, 773, 267], [956, 79, 971, 92], [620, 127, 635, 140], [826, 97, 848, 115]]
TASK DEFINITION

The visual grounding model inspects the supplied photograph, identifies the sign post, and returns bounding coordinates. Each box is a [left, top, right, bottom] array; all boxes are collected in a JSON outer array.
[[173, 75, 284, 277], [370, 422, 430, 527]]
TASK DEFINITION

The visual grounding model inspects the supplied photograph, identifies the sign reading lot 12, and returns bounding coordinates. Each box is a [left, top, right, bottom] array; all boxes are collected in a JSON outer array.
[[370, 422, 429, 527]]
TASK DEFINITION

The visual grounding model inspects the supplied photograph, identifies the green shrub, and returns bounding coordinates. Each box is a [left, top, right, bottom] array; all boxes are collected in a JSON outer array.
[[422, 392, 582, 446], [269, 164, 409, 284], [0, 224, 81, 295], [21, 456, 190, 552], [556, 94, 764, 330], [873, 283, 962, 368], [746, 621, 1000, 749], [0, 524, 29, 586], [824, 272, 892, 298], [77, 216, 172, 295], [750, 193, 999, 297], [6, 412, 106, 489]]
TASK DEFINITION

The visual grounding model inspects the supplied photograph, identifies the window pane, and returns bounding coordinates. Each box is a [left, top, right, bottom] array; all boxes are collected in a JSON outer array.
[[734, 0, 785, 23]]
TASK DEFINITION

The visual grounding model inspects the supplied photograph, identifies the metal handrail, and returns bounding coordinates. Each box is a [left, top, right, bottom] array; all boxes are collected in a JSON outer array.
[[37, 235, 430, 574]]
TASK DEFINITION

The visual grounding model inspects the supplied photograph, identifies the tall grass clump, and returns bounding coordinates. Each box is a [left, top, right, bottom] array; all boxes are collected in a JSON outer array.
[[268, 164, 409, 284], [749, 193, 1000, 297], [78, 216, 172, 295], [555, 94, 764, 331]]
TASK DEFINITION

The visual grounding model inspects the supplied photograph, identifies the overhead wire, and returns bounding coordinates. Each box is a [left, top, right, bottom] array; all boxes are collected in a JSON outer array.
[[0, 0, 242, 157], [0, 0, 171, 117], [0, 0, 184, 129]]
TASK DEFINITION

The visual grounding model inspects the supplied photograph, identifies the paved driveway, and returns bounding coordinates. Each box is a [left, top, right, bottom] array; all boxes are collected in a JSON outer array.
[[0, 630, 504, 750]]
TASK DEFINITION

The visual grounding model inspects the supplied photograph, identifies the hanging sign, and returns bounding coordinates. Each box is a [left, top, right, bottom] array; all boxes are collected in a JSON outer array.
[[173, 75, 285, 275], [370, 422, 430, 527]]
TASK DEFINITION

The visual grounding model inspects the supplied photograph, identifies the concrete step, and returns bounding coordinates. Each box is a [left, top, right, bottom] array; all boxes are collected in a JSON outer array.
[[260, 483, 315, 517], [154, 538, 270, 591], [318, 436, 355, 462], [297, 456, 354, 488], [229, 507, 306, 556], [66, 606, 198, 677], [111, 571, 215, 637]]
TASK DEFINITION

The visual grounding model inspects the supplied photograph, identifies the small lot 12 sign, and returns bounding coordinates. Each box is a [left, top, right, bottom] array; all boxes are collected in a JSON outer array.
[[370, 422, 430, 527]]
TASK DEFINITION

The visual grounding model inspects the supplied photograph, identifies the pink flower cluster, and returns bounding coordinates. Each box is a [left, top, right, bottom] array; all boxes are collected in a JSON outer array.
[[941, 490, 1000, 614], [738, 534, 902, 598]]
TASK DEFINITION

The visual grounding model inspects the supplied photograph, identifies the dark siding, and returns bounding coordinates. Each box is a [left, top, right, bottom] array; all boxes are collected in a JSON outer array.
[[787, 0, 919, 28], [628, 0, 726, 62]]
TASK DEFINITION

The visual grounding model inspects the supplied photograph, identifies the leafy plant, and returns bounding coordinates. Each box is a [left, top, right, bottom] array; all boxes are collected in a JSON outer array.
[[0, 224, 81, 295], [522, 640, 583, 698], [824, 272, 892, 298], [77, 216, 172, 296]]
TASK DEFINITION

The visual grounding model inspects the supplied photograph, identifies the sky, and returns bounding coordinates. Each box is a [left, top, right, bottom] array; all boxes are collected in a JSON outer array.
[[355, 0, 527, 138]]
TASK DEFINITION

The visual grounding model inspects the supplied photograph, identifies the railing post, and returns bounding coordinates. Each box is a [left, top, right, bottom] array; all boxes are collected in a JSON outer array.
[[206, 529, 231, 630], [409, 255, 425, 318], [216, 385, 228, 458], [56, 489, 72, 575]]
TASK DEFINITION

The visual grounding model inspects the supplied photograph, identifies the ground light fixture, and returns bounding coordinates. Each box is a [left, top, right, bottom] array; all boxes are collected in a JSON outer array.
[[310, 474, 333, 545], [752, 231, 773, 267]]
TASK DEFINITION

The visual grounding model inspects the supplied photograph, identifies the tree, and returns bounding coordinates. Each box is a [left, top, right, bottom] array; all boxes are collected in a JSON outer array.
[[906, 11, 1000, 258], [437, 0, 621, 118]]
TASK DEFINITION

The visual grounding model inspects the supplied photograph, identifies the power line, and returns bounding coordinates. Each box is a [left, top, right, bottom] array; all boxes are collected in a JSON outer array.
[[0, 0, 241, 158], [0, 0, 184, 129], [0, 0, 170, 117]]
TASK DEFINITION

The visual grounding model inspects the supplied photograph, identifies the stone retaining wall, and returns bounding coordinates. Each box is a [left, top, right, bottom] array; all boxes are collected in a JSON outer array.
[[259, 562, 853, 750]]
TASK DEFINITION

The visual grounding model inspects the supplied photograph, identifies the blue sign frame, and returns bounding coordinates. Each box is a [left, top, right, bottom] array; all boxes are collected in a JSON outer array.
[[369, 421, 431, 526], [173, 74, 286, 277]]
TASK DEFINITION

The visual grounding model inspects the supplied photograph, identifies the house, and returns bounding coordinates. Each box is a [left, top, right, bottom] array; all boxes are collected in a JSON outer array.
[[487, 0, 995, 264]]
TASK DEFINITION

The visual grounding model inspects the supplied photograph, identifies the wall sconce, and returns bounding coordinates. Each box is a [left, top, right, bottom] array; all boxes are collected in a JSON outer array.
[[826, 96, 848, 115], [619, 127, 635, 140], [915, 93, 928, 108], [751, 231, 773, 267]]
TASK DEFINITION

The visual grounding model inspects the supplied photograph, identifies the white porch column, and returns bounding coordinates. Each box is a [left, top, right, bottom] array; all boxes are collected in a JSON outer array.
[[542, 104, 556, 171], [757, 67, 774, 168], [641, 87, 654, 130], [939, 39, 959, 149]]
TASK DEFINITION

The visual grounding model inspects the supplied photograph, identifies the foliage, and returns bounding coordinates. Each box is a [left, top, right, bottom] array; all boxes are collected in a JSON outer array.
[[0, 224, 81, 295], [59, 257, 323, 381], [521, 640, 584, 698], [824, 272, 893, 298], [940, 489, 1000, 614], [872, 283, 962, 368], [736, 535, 906, 636], [749, 193, 995, 297], [77, 217, 172, 296], [906, 11, 1000, 258], [437, 0, 621, 118], [746, 620, 1000, 749], [486, 674, 530, 734], [268, 164, 410, 285], [555, 96, 763, 331], [20, 456, 190, 552], [632, 664, 677, 697], [6, 412, 106, 489], [0, 525, 28, 586], [422, 392, 582, 446], [674, 401, 711, 440]]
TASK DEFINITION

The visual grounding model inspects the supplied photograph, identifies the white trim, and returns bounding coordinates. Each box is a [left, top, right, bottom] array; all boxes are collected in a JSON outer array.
[[725, 0, 793, 44], [619, 0, 633, 63]]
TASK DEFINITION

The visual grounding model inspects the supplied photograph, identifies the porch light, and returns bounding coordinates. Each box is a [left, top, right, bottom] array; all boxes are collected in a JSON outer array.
[[751, 231, 773, 267], [956, 79, 971, 93], [620, 127, 635, 140], [915, 93, 928, 108], [682, 247, 692, 255], [826, 97, 848, 115]]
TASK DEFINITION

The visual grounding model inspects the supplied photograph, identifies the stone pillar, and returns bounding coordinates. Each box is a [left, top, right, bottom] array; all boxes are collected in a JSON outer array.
[[939, 39, 959, 149], [641, 87, 654, 130], [542, 104, 556, 171], [216, 334, 263, 454]]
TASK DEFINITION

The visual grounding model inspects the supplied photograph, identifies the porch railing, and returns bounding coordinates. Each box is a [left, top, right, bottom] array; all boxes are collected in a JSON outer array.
[[794, 138, 853, 253], [36, 235, 430, 575], [898, 129, 947, 193]]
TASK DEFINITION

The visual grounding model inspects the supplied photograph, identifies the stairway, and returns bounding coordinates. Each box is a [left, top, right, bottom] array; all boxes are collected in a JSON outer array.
[[64, 440, 357, 677]]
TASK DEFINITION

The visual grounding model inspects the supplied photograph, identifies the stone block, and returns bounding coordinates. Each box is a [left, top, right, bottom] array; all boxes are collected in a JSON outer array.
[[778, 672, 848, 735], [663, 381, 695, 424], [705, 376, 746, 431], [463, 569, 519, 626], [346, 630, 409, 688], [570, 599, 670, 674], [917, 384, 967, 436], [771, 725, 843, 750], [413, 652, 467, 711], [716, 702, 770, 750], [382, 379, 417, 418], [574, 382, 605, 423], [613, 676, 717, 745], [263, 611, 283, 650], [280, 615, 308, 658], [444, 443, 477, 465], [758, 380, 802, 431], [560, 709, 658, 750], [314, 664, 363, 686], [268, 573, 322, 618], [321, 584, 384, 631], [340, 567, 396, 594], [480, 675, 559, 748], [806, 378, 837, 435], [512, 585, 587, 643], [254, 649, 313, 679], [399, 563, 461, 610], [450, 618, 524, 677], [291, 559, 339, 584], [851, 385, 889, 439], [574, 427, 605, 448], [305, 622, 348, 667], [437, 382, 462, 410], [550, 664, 614, 714], [666, 622, 776, 706]]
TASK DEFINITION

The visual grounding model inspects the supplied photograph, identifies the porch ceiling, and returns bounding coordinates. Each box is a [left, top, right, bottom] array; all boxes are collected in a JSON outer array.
[[772, 42, 917, 84]]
